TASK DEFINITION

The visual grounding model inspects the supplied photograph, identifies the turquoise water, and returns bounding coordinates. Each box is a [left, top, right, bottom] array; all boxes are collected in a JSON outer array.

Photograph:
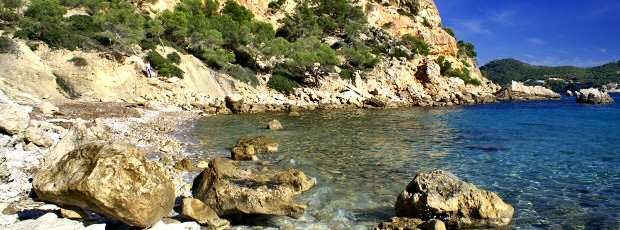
[[181, 93, 620, 229]]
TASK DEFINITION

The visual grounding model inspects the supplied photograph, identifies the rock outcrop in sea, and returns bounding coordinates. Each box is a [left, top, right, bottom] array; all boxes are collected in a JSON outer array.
[[576, 88, 614, 104], [496, 81, 561, 100], [192, 158, 315, 218], [392, 170, 514, 228]]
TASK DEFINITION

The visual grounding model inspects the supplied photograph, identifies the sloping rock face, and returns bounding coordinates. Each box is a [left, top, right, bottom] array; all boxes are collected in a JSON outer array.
[[576, 88, 614, 104], [395, 170, 514, 228], [192, 158, 314, 218], [33, 141, 175, 228], [496, 81, 561, 100]]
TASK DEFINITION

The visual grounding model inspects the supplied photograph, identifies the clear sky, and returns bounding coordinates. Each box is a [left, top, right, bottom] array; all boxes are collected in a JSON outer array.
[[434, 0, 620, 67]]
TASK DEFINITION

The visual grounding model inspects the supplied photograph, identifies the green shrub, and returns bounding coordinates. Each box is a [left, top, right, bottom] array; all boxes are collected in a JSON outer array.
[[166, 52, 181, 64], [422, 17, 431, 28], [442, 27, 455, 37], [146, 50, 184, 78], [268, 0, 286, 11], [396, 8, 413, 18], [457, 40, 477, 58], [26, 41, 40, 51], [437, 56, 480, 86], [222, 0, 254, 22], [0, 9, 20, 22], [12, 30, 30, 40], [54, 73, 78, 99], [224, 64, 259, 86], [268, 74, 298, 92], [0, 36, 16, 53], [404, 1, 420, 15], [339, 68, 354, 80], [382, 22, 394, 29], [68, 56, 88, 66], [401, 33, 430, 55]]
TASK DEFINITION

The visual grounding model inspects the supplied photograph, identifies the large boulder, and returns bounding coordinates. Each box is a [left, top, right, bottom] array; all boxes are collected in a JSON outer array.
[[33, 141, 175, 228], [395, 170, 514, 228], [0, 103, 30, 135], [576, 88, 614, 104], [231, 136, 279, 161], [192, 158, 314, 218]]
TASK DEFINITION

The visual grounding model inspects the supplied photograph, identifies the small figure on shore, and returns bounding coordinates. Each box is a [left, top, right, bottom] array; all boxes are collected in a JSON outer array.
[[146, 61, 152, 78]]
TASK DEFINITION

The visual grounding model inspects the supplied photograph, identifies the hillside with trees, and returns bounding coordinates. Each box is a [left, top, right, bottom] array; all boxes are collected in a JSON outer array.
[[480, 58, 620, 92], [0, 0, 485, 93]]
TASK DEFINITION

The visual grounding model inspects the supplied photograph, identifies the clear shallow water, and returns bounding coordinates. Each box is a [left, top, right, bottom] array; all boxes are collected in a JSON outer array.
[[180, 94, 620, 229]]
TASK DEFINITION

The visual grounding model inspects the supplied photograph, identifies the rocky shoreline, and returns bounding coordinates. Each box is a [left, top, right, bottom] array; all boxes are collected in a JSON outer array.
[[0, 85, 521, 229]]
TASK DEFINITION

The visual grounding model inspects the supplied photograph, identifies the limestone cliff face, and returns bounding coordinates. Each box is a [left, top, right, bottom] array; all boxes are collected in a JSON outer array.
[[363, 0, 458, 56]]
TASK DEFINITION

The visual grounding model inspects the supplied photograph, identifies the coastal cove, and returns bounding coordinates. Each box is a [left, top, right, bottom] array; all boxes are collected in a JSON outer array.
[[181, 93, 620, 229]]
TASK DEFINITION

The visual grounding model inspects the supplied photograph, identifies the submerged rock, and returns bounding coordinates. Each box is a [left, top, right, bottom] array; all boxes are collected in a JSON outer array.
[[33, 141, 175, 228], [376, 217, 446, 230], [576, 88, 614, 104], [231, 136, 279, 161], [192, 158, 314, 218], [267, 120, 283, 130], [395, 170, 514, 228]]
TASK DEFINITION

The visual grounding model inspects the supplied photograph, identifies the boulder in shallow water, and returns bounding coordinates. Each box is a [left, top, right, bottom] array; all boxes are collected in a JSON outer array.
[[231, 144, 257, 161], [576, 88, 614, 104], [376, 217, 445, 230], [192, 158, 314, 218], [174, 158, 195, 171], [231, 136, 279, 161], [267, 120, 283, 130], [395, 170, 514, 228], [33, 141, 175, 228]]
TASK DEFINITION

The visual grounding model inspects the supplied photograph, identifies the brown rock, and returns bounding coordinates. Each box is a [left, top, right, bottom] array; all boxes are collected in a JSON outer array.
[[395, 170, 514, 228], [231, 136, 279, 161], [33, 141, 175, 228], [267, 119, 283, 130], [376, 217, 446, 230], [174, 158, 195, 171], [181, 198, 230, 228], [231, 144, 257, 161], [192, 158, 314, 218], [60, 205, 88, 219]]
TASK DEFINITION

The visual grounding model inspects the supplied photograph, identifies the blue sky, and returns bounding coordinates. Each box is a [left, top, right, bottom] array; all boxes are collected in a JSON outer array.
[[434, 0, 620, 67]]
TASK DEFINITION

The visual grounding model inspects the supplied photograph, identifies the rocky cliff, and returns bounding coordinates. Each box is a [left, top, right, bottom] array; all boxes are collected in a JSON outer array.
[[0, 0, 500, 113]]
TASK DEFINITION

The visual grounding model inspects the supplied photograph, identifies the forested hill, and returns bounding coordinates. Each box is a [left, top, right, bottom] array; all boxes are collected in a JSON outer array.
[[480, 58, 620, 92]]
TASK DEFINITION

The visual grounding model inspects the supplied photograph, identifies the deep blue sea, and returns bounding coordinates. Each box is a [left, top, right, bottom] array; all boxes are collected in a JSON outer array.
[[182, 93, 620, 229]]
